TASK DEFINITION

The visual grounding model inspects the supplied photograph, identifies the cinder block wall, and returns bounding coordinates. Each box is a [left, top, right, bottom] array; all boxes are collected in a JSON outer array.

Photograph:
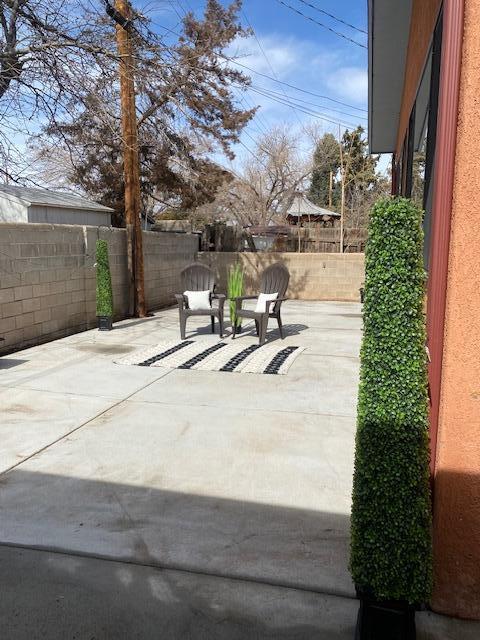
[[0, 224, 197, 352], [144, 231, 199, 309], [198, 252, 365, 301]]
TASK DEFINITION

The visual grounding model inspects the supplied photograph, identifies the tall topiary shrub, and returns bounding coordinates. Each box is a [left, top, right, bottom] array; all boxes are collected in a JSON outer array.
[[350, 197, 432, 605], [228, 263, 244, 329], [96, 239, 113, 319]]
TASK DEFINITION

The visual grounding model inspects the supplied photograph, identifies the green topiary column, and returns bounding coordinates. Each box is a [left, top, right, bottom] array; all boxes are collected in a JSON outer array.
[[228, 263, 244, 329], [350, 197, 432, 606], [96, 239, 114, 319]]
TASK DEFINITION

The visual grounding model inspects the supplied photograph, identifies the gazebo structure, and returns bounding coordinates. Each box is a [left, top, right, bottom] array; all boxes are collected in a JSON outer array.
[[285, 191, 340, 227]]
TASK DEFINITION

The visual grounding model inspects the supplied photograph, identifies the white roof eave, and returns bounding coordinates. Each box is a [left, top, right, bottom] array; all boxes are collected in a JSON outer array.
[[368, 0, 413, 154]]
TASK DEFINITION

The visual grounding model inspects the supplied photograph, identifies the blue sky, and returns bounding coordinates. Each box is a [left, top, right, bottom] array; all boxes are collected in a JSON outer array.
[[145, 0, 369, 164], [6, 0, 371, 184]]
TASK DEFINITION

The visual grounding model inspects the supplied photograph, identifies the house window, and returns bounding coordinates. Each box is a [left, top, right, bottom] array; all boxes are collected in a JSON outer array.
[[394, 10, 443, 269]]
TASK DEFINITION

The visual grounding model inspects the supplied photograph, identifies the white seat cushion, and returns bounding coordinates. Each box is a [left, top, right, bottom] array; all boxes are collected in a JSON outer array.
[[255, 292, 278, 313], [184, 290, 211, 310]]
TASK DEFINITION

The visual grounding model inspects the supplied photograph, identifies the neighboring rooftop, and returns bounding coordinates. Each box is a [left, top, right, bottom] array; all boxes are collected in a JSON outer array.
[[286, 192, 340, 219], [0, 184, 113, 212]]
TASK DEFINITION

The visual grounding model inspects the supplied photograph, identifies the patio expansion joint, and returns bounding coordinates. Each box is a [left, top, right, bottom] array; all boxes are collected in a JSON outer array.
[[301, 352, 360, 361], [0, 540, 358, 603], [123, 397, 356, 420], [0, 368, 176, 478], [0, 352, 97, 393]]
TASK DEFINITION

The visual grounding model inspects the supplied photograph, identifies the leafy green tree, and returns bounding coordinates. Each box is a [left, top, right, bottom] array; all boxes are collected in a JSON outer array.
[[339, 126, 386, 229], [308, 127, 387, 230], [341, 126, 379, 215], [308, 133, 341, 210], [411, 151, 426, 209]]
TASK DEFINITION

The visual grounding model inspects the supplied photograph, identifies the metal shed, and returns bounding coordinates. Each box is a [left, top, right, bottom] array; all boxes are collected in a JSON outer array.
[[0, 184, 113, 226]]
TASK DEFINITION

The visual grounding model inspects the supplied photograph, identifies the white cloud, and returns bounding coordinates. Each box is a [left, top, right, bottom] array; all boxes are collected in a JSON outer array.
[[227, 33, 300, 78], [326, 67, 367, 105], [223, 32, 368, 168]]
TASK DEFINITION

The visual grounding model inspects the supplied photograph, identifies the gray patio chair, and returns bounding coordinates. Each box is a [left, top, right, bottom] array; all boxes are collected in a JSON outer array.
[[175, 263, 225, 339], [231, 262, 290, 345]]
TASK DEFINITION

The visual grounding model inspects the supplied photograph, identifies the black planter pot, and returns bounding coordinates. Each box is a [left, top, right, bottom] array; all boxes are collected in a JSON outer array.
[[356, 593, 416, 640], [359, 286, 365, 303], [234, 324, 242, 334], [97, 316, 113, 331]]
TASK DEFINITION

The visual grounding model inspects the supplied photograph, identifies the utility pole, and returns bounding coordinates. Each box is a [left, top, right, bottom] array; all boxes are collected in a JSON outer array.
[[328, 170, 333, 209], [114, 0, 146, 317], [338, 126, 345, 254], [297, 193, 301, 253]]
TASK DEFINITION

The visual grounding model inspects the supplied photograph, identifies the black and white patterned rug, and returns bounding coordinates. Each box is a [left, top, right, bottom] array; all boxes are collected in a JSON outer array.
[[115, 340, 304, 375]]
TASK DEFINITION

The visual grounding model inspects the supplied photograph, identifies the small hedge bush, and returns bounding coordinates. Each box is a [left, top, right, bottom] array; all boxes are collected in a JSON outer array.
[[350, 197, 432, 604], [96, 239, 114, 317]]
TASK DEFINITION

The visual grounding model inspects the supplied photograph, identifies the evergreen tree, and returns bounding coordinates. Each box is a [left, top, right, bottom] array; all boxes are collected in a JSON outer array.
[[340, 126, 384, 229], [411, 151, 426, 208], [31, 0, 254, 226], [341, 126, 379, 206], [308, 133, 341, 210]]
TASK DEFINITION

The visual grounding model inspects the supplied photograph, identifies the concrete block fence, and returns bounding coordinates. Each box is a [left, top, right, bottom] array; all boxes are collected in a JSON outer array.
[[198, 252, 365, 302], [0, 223, 197, 353], [0, 223, 363, 353]]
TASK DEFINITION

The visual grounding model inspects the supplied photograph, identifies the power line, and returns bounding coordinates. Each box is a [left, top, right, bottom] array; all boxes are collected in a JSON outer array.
[[147, 18, 368, 112], [295, 0, 367, 34], [243, 84, 357, 128], [242, 10, 304, 128], [274, 0, 367, 49], [237, 138, 270, 171], [248, 83, 368, 121], [126, 12, 366, 130], [236, 92, 271, 137], [231, 60, 367, 112]]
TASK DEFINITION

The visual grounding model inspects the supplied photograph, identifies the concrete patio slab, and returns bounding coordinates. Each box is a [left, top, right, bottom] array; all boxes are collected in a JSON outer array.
[[15, 357, 172, 398], [1, 300, 477, 638], [130, 353, 359, 417], [0, 388, 116, 473], [0, 400, 355, 595], [1, 545, 478, 640], [0, 545, 358, 640]]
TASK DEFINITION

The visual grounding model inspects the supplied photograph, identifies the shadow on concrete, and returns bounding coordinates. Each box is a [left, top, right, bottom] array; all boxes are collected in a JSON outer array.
[[0, 468, 356, 638], [0, 358, 28, 369], [112, 316, 164, 330], [0, 470, 353, 596], [324, 313, 363, 319], [0, 470, 479, 639], [227, 322, 310, 340], [0, 543, 357, 640], [181, 320, 309, 341]]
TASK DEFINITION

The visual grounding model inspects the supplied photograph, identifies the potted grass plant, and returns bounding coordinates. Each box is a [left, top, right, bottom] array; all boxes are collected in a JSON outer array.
[[227, 262, 244, 334], [350, 197, 432, 639], [96, 239, 114, 331]]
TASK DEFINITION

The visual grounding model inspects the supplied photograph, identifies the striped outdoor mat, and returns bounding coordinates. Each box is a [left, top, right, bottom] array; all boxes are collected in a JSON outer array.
[[115, 340, 304, 375]]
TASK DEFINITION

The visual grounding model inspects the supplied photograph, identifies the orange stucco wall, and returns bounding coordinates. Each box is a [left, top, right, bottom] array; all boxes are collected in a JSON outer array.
[[395, 0, 442, 156], [431, 0, 480, 619]]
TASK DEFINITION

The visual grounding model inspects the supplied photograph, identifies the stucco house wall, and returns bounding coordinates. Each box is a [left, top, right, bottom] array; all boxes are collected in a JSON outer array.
[[431, 0, 480, 619]]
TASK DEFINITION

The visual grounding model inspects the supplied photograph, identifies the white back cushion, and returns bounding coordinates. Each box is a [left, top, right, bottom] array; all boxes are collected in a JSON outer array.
[[255, 292, 278, 313], [184, 290, 211, 310]]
